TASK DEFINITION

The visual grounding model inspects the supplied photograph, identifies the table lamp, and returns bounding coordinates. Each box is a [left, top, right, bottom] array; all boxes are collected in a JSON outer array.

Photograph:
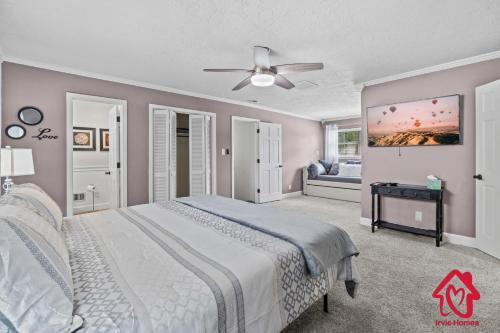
[[1, 146, 35, 194]]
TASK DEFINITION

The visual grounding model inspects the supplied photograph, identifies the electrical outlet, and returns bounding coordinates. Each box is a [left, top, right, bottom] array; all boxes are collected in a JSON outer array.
[[415, 211, 423, 222], [288, 184, 292, 190]]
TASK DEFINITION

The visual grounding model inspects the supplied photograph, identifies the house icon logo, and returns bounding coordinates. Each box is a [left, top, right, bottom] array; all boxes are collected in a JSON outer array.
[[432, 269, 480, 319]]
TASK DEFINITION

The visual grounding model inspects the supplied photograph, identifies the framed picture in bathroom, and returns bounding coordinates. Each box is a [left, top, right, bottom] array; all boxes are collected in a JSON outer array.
[[73, 127, 96, 151], [99, 128, 109, 151]]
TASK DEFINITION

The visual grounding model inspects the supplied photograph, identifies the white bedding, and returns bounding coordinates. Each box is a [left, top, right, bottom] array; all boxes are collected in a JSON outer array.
[[64, 201, 359, 333]]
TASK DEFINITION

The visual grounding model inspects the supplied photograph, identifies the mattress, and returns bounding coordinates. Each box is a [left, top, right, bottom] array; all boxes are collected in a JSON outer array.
[[315, 175, 362, 184], [63, 200, 360, 333]]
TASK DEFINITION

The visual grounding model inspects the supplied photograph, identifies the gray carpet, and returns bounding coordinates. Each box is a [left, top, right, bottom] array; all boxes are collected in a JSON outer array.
[[267, 195, 500, 333]]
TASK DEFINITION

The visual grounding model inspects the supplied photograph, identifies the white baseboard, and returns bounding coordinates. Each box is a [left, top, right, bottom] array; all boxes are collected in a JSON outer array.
[[442, 233, 477, 248], [359, 217, 477, 248], [360, 217, 371, 226], [283, 191, 303, 199]]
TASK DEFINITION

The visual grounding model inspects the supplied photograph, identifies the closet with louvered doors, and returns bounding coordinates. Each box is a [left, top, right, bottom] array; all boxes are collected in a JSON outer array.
[[148, 105, 216, 203]]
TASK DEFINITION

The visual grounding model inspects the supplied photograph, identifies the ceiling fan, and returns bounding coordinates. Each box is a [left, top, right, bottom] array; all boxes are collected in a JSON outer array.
[[203, 46, 324, 91]]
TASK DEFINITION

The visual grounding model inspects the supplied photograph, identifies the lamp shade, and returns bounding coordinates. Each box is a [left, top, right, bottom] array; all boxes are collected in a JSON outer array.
[[1, 147, 35, 177]]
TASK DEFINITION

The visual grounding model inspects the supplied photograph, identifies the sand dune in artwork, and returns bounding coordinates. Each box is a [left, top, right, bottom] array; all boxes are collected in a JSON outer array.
[[368, 127, 460, 146]]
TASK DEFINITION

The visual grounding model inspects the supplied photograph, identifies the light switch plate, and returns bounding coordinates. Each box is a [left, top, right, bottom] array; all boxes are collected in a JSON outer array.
[[221, 148, 226, 156]]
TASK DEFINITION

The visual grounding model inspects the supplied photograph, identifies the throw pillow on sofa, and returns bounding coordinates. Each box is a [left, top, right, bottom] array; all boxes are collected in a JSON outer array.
[[308, 163, 327, 179]]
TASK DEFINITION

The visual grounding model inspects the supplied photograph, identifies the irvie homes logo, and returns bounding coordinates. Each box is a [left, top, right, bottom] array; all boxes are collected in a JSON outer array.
[[432, 269, 480, 327]]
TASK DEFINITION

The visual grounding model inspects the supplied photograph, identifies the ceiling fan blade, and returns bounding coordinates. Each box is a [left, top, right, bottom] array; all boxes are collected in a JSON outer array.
[[270, 63, 324, 74], [232, 75, 253, 91], [203, 68, 252, 72], [274, 75, 295, 89], [254, 46, 271, 69]]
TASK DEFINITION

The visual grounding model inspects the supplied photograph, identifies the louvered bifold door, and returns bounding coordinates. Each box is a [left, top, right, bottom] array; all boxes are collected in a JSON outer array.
[[169, 111, 177, 200], [189, 114, 206, 196], [205, 116, 212, 195], [152, 109, 170, 202]]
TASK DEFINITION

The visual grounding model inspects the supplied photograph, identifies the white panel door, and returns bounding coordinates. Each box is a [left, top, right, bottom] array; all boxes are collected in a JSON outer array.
[[476, 80, 500, 259], [169, 111, 177, 200], [189, 114, 206, 196], [108, 106, 121, 208], [152, 109, 170, 202], [257, 122, 282, 203]]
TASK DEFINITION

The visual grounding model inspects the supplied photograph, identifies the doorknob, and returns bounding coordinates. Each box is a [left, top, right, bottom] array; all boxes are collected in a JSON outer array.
[[473, 174, 483, 180], [105, 171, 111, 175], [278, 165, 283, 168]]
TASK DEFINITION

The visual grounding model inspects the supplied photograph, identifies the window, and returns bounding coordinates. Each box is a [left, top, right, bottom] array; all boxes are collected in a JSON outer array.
[[338, 128, 361, 158]]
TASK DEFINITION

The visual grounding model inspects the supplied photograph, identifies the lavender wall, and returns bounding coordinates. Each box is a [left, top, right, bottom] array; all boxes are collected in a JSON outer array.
[[1, 62, 323, 214], [361, 58, 500, 237]]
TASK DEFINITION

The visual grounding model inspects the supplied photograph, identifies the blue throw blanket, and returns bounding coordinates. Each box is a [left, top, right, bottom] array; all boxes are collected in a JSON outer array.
[[175, 195, 359, 277]]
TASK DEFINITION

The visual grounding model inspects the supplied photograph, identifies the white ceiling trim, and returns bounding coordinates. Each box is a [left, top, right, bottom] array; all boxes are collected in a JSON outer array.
[[361, 50, 500, 87], [321, 114, 361, 124], [3, 56, 320, 121]]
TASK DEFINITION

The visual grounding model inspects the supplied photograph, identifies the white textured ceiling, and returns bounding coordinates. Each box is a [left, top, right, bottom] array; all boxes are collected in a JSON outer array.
[[1, 0, 500, 120]]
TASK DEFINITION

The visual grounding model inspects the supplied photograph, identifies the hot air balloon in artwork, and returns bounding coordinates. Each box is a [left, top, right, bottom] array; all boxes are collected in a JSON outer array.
[[367, 95, 461, 147]]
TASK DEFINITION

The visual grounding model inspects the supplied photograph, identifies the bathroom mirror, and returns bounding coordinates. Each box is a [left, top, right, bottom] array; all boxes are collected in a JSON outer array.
[[18, 106, 44, 126], [5, 124, 26, 139]]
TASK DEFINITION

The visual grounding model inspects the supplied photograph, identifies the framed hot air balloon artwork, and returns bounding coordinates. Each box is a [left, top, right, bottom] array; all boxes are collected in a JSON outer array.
[[367, 95, 462, 147]]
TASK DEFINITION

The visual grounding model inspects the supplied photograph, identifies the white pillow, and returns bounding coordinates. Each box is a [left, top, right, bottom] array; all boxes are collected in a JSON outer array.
[[337, 163, 362, 177], [11, 183, 63, 231], [0, 205, 74, 333]]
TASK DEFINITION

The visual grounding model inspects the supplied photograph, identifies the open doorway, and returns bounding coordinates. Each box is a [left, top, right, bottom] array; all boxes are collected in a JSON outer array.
[[66, 93, 127, 216], [232, 117, 259, 202], [231, 116, 283, 203], [176, 113, 190, 197]]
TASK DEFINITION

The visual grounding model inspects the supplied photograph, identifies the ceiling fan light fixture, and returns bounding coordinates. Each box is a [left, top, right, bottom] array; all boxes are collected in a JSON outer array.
[[251, 73, 275, 87]]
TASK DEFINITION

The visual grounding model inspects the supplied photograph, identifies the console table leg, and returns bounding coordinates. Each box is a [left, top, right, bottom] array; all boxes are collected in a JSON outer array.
[[435, 199, 440, 247], [371, 194, 375, 233]]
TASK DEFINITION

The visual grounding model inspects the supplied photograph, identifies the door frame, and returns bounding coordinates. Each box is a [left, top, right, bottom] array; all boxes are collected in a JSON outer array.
[[148, 104, 217, 202], [231, 116, 259, 199], [66, 93, 128, 217]]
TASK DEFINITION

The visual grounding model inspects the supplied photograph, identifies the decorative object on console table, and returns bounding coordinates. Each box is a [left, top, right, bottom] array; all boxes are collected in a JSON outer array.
[[0, 146, 35, 193], [370, 182, 444, 247], [426, 175, 442, 190]]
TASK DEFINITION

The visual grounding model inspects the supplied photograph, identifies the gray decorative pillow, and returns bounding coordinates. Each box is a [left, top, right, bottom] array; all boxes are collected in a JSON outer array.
[[308, 163, 327, 179], [328, 163, 340, 175], [318, 160, 333, 173]]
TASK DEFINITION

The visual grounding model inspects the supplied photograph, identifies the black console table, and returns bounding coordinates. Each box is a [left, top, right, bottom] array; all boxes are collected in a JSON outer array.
[[370, 183, 443, 247]]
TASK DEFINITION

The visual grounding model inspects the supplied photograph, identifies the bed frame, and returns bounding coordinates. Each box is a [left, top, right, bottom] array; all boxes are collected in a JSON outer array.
[[303, 167, 361, 203]]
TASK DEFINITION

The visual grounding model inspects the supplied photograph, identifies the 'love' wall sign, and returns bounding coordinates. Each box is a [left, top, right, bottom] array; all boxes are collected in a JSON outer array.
[[32, 128, 58, 140]]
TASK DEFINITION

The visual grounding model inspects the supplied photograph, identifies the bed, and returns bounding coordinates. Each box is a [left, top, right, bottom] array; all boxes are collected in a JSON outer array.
[[1, 185, 360, 333], [303, 162, 362, 203]]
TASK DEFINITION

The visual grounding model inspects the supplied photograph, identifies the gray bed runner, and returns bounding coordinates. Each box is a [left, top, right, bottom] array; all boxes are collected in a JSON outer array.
[[175, 195, 359, 277]]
